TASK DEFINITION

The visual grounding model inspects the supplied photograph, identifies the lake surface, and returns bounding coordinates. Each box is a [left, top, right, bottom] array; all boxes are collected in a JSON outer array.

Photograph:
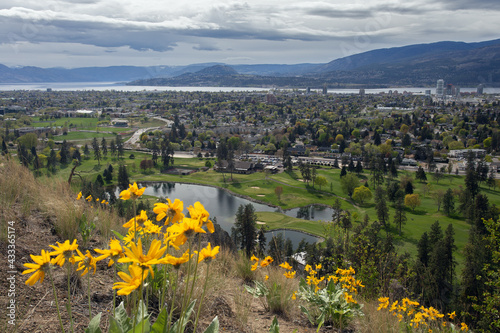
[[1, 82, 499, 94], [128, 182, 327, 247]]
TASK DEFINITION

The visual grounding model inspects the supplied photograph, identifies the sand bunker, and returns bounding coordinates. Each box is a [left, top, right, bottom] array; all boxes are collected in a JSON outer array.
[[256, 221, 265, 225], [251, 186, 260, 189], [256, 194, 265, 197]]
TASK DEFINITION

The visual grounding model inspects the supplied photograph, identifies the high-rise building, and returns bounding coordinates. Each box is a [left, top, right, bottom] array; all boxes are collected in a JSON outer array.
[[436, 79, 444, 97], [322, 84, 328, 95], [477, 84, 484, 95]]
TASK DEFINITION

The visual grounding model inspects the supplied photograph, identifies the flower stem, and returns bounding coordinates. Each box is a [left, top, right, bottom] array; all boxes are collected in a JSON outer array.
[[87, 272, 91, 320], [66, 264, 74, 333], [193, 261, 211, 333], [49, 267, 65, 333], [166, 268, 180, 333], [113, 265, 117, 317]]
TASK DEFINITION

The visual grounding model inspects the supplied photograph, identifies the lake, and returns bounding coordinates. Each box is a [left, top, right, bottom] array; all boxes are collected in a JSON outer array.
[[126, 182, 329, 248], [1, 82, 499, 94]]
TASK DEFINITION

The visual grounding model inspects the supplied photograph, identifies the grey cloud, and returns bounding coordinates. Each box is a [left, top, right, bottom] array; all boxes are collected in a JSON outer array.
[[193, 44, 221, 51], [436, 0, 500, 10]]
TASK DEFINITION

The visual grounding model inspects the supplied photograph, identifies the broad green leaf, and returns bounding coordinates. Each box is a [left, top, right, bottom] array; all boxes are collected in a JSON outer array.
[[85, 312, 102, 333], [171, 300, 196, 332], [269, 316, 279, 333], [111, 302, 132, 333], [150, 308, 168, 333], [109, 316, 125, 333], [128, 318, 151, 333], [135, 300, 149, 324], [203, 316, 219, 333]]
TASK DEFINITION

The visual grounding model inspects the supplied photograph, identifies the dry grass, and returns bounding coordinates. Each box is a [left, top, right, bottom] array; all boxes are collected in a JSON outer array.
[[0, 157, 123, 243], [354, 299, 403, 333]]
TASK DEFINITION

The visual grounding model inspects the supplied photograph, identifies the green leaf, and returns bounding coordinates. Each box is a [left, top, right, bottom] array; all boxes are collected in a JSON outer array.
[[171, 300, 196, 332], [111, 229, 125, 241], [110, 302, 132, 333], [300, 305, 316, 326], [127, 318, 151, 333], [109, 316, 125, 333], [85, 312, 102, 333], [135, 300, 149, 324], [269, 316, 279, 333], [203, 316, 219, 333], [150, 308, 168, 333]]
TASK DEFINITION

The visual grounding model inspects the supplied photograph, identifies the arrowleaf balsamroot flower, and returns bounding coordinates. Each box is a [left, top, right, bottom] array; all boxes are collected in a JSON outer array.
[[49, 239, 78, 266], [119, 182, 145, 200], [167, 217, 206, 247], [122, 210, 149, 231], [118, 238, 167, 277], [153, 199, 184, 224], [284, 270, 296, 279], [260, 256, 273, 267], [188, 201, 214, 233], [197, 242, 219, 263], [113, 264, 149, 296], [74, 249, 97, 276], [160, 251, 191, 269], [94, 238, 124, 266], [76, 192, 82, 200], [279, 262, 292, 270], [22, 249, 52, 286]]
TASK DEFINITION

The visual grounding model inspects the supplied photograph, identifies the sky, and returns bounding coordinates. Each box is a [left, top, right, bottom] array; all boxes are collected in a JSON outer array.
[[0, 0, 499, 68]]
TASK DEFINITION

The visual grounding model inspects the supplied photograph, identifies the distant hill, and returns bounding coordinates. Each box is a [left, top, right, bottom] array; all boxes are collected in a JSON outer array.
[[1, 38, 499, 87]]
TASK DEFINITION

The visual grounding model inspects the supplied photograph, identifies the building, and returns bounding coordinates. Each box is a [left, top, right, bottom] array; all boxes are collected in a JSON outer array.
[[436, 79, 444, 98], [477, 84, 484, 95], [322, 85, 328, 95]]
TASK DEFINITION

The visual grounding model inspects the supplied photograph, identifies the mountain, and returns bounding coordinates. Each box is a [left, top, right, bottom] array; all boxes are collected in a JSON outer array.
[[1, 38, 499, 87], [312, 41, 500, 86], [314, 39, 500, 72]]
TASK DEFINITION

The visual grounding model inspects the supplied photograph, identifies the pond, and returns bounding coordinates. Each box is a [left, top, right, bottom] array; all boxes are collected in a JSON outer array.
[[128, 182, 332, 247]]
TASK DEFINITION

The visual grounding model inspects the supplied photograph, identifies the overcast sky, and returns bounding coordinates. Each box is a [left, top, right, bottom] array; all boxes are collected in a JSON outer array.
[[0, 0, 499, 68]]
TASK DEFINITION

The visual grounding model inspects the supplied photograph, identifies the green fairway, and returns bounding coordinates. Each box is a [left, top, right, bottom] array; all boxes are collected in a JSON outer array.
[[255, 211, 326, 237]]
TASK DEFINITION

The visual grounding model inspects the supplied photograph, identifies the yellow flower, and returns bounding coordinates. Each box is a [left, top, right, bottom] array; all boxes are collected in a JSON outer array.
[[113, 264, 148, 296], [144, 220, 162, 234], [76, 192, 82, 200], [197, 242, 220, 263], [153, 199, 184, 224], [22, 250, 51, 286], [448, 311, 456, 320], [279, 262, 292, 270], [251, 262, 258, 271], [305, 264, 312, 272], [74, 249, 97, 276], [86, 195, 92, 202], [49, 239, 78, 266], [101, 199, 106, 204], [119, 182, 145, 200], [284, 270, 296, 279], [96, 198, 100, 202], [122, 210, 149, 231], [260, 256, 273, 267], [292, 291, 297, 300], [344, 292, 357, 304], [118, 238, 167, 277], [315, 264, 322, 270], [460, 323, 468, 331], [187, 201, 214, 233], [160, 251, 190, 269], [265, 275, 269, 280], [250, 255, 259, 262], [94, 238, 124, 266], [166, 217, 206, 247]]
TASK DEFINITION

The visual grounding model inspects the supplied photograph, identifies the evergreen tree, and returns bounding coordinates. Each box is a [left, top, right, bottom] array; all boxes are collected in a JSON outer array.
[[268, 233, 285, 263], [393, 196, 407, 236], [417, 232, 430, 266], [257, 225, 267, 257], [405, 181, 414, 194], [374, 186, 389, 228], [234, 203, 257, 257], [92, 137, 101, 165], [47, 148, 57, 173], [96, 174, 104, 187], [109, 139, 117, 158], [115, 135, 124, 159], [340, 165, 347, 177], [117, 164, 130, 190], [59, 140, 70, 165], [416, 166, 427, 182], [355, 160, 363, 174], [442, 188, 455, 217], [101, 138, 108, 157]]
